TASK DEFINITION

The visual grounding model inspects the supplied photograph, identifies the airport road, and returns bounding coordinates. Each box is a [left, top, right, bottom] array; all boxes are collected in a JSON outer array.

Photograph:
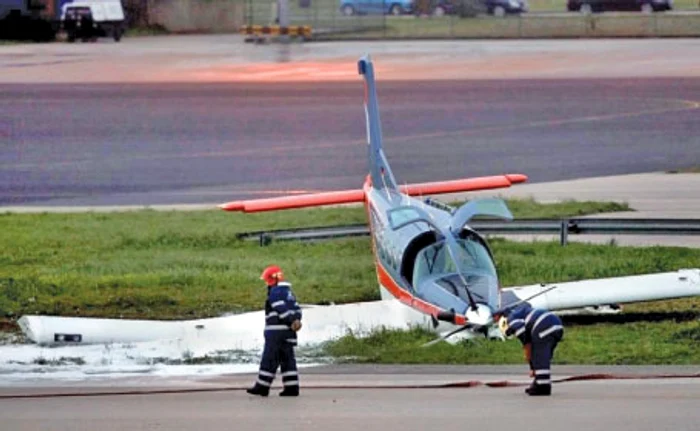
[[1, 37, 700, 208], [1, 365, 700, 431], [1, 79, 698, 208], [1, 37, 700, 429]]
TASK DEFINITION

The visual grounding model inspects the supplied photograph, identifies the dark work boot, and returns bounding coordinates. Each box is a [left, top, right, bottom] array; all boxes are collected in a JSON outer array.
[[246, 384, 269, 397], [279, 386, 299, 397], [527, 384, 551, 396]]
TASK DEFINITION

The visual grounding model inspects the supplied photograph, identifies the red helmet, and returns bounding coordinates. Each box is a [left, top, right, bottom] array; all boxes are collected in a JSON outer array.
[[260, 265, 284, 286]]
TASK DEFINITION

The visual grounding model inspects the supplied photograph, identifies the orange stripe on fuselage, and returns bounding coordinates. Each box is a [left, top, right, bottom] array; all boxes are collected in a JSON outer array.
[[363, 178, 466, 326]]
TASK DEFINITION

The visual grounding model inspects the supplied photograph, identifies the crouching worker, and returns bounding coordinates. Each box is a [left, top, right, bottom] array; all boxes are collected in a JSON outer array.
[[499, 303, 563, 396], [247, 265, 303, 397]]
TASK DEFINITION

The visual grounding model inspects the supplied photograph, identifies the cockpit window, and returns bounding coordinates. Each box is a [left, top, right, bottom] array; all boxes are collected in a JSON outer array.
[[412, 237, 496, 285], [387, 206, 426, 230]]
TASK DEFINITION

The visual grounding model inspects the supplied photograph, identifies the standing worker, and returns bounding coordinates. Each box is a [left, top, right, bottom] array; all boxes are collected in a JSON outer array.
[[498, 303, 564, 396], [247, 265, 303, 397]]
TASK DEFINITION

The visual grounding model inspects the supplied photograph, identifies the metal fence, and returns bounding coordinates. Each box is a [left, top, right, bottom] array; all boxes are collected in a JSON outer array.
[[236, 0, 700, 38], [237, 218, 700, 246], [122, 0, 700, 38], [242, 0, 389, 34]]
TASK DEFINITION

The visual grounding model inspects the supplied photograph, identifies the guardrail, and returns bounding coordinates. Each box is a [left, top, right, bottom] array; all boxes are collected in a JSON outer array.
[[237, 218, 700, 246]]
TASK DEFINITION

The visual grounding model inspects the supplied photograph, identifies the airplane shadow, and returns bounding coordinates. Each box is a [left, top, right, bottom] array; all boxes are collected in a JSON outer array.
[[561, 311, 700, 326]]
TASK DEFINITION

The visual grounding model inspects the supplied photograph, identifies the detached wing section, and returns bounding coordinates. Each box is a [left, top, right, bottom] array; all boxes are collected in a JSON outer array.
[[220, 174, 527, 213], [501, 269, 700, 311]]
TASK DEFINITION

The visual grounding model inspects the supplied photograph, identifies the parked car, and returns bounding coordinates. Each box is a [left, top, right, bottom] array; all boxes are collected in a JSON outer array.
[[567, 0, 672, 13], [423, 0, 526, 16], [340, 0, 414, 15], [61, 0, 125, 42]]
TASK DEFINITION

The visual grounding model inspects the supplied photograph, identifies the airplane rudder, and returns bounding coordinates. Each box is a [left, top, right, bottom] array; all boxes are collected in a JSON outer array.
[[358, 54, 373, 77]]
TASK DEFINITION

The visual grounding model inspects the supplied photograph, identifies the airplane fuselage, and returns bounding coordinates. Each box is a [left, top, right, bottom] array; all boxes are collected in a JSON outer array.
[[362, 177, 502, 331]]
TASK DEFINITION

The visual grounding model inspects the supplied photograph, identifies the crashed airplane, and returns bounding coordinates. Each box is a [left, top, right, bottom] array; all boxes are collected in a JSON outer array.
[[18, 55, 700, 347]]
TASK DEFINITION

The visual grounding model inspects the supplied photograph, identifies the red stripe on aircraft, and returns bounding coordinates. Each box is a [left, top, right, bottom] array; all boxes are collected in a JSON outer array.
[[219, 174, 526, 213], [363, 178, 467, 326], [375, 262, 466, 326], [219, 189, 365, 212], [400, 174, 528, 196]]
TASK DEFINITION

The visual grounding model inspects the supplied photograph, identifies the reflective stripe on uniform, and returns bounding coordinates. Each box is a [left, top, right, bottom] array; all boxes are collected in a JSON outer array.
[[535, 369, 550, 375], [279, 310, 295, 319], [283, 379, 299, 386], [525, 309, 538, 325], [266, 312, 278, 318], [509, 318, 525, 326], [515, 327, 526, 337], [539, 325, 563, 338], [256, 378, 272, 387], [535, 379, 551, 385], [532, 312, 554, 333], [271, 300, 285, 308], [259, 370, 275, 377], [282, 371, 298, 377], [265, 324, 290, 330]]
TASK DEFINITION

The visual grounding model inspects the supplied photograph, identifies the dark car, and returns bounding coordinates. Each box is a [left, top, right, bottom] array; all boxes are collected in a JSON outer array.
[[567, 0, 672, 13], [422, 0, 526, 16]]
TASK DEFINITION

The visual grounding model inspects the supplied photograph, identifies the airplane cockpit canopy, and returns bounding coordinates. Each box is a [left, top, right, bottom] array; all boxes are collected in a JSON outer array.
[[412, 236, 499, 311], [413, 237, 496, 281]]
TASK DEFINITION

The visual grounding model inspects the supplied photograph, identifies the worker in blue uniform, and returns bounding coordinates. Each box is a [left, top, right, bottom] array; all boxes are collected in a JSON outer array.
[[499, 303, 564, 396], [247, 265, 303, 397]]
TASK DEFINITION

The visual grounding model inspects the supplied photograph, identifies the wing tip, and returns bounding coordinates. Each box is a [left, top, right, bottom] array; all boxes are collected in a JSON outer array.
[[219, 201, 245, 211], [506, 174, 528, 184]]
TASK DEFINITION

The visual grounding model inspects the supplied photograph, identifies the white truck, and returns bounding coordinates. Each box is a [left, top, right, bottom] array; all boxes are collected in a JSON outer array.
[[60, 0, 126, 42]]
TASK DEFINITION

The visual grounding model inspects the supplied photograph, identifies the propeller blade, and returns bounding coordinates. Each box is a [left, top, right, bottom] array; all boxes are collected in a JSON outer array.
[[421, 323, 473, 347]]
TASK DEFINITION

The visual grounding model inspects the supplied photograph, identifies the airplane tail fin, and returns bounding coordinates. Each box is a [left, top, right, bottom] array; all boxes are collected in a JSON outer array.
[[219, 56, 528, 214], [358, 55, 398, 192]]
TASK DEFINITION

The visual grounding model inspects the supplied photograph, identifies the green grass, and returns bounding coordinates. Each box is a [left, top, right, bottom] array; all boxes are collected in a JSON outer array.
[[323, 13, 700, 39], [2, 198, 700, 364], [323, 320, 700, 365], [125, 25, 171, 37], [1, 197, 699, 354], [667, 166, 700, 174], [0, 198, 681, 323]]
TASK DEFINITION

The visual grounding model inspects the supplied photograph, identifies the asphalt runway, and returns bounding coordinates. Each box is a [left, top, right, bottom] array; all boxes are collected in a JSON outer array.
[[2, 365, 700, 431], [2, 78, 699, 207], [2, 37, 700, 429]]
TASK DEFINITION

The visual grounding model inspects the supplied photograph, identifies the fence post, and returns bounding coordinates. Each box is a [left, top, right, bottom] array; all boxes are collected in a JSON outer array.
[[560, 220, 568, 246]]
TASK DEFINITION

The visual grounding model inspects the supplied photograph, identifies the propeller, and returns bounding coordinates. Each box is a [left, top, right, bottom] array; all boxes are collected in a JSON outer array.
[[422, 322, 477, 347], [421, 283, 559, 347]]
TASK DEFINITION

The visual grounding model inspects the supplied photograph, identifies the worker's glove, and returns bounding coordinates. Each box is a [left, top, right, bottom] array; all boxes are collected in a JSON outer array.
[[290, 320, 302, 332], [498, 316, 509, 337], [529, 369, 535, 378]]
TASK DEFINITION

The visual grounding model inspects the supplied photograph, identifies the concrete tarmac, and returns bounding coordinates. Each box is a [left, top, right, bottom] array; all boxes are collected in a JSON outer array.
[[1, 37, 699, 429], [2, 36, 700, 82], [1, 365, 700, 431]]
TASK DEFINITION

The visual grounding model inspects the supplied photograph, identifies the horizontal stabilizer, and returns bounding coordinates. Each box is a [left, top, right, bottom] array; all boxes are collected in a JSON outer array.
[[220, 189, 365, 212], [219, 174, 526, 213], [400, 174, 527, 196]]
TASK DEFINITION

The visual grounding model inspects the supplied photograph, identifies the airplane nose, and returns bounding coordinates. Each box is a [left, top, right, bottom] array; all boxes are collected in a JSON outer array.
[[465, 303, 494, 327]]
